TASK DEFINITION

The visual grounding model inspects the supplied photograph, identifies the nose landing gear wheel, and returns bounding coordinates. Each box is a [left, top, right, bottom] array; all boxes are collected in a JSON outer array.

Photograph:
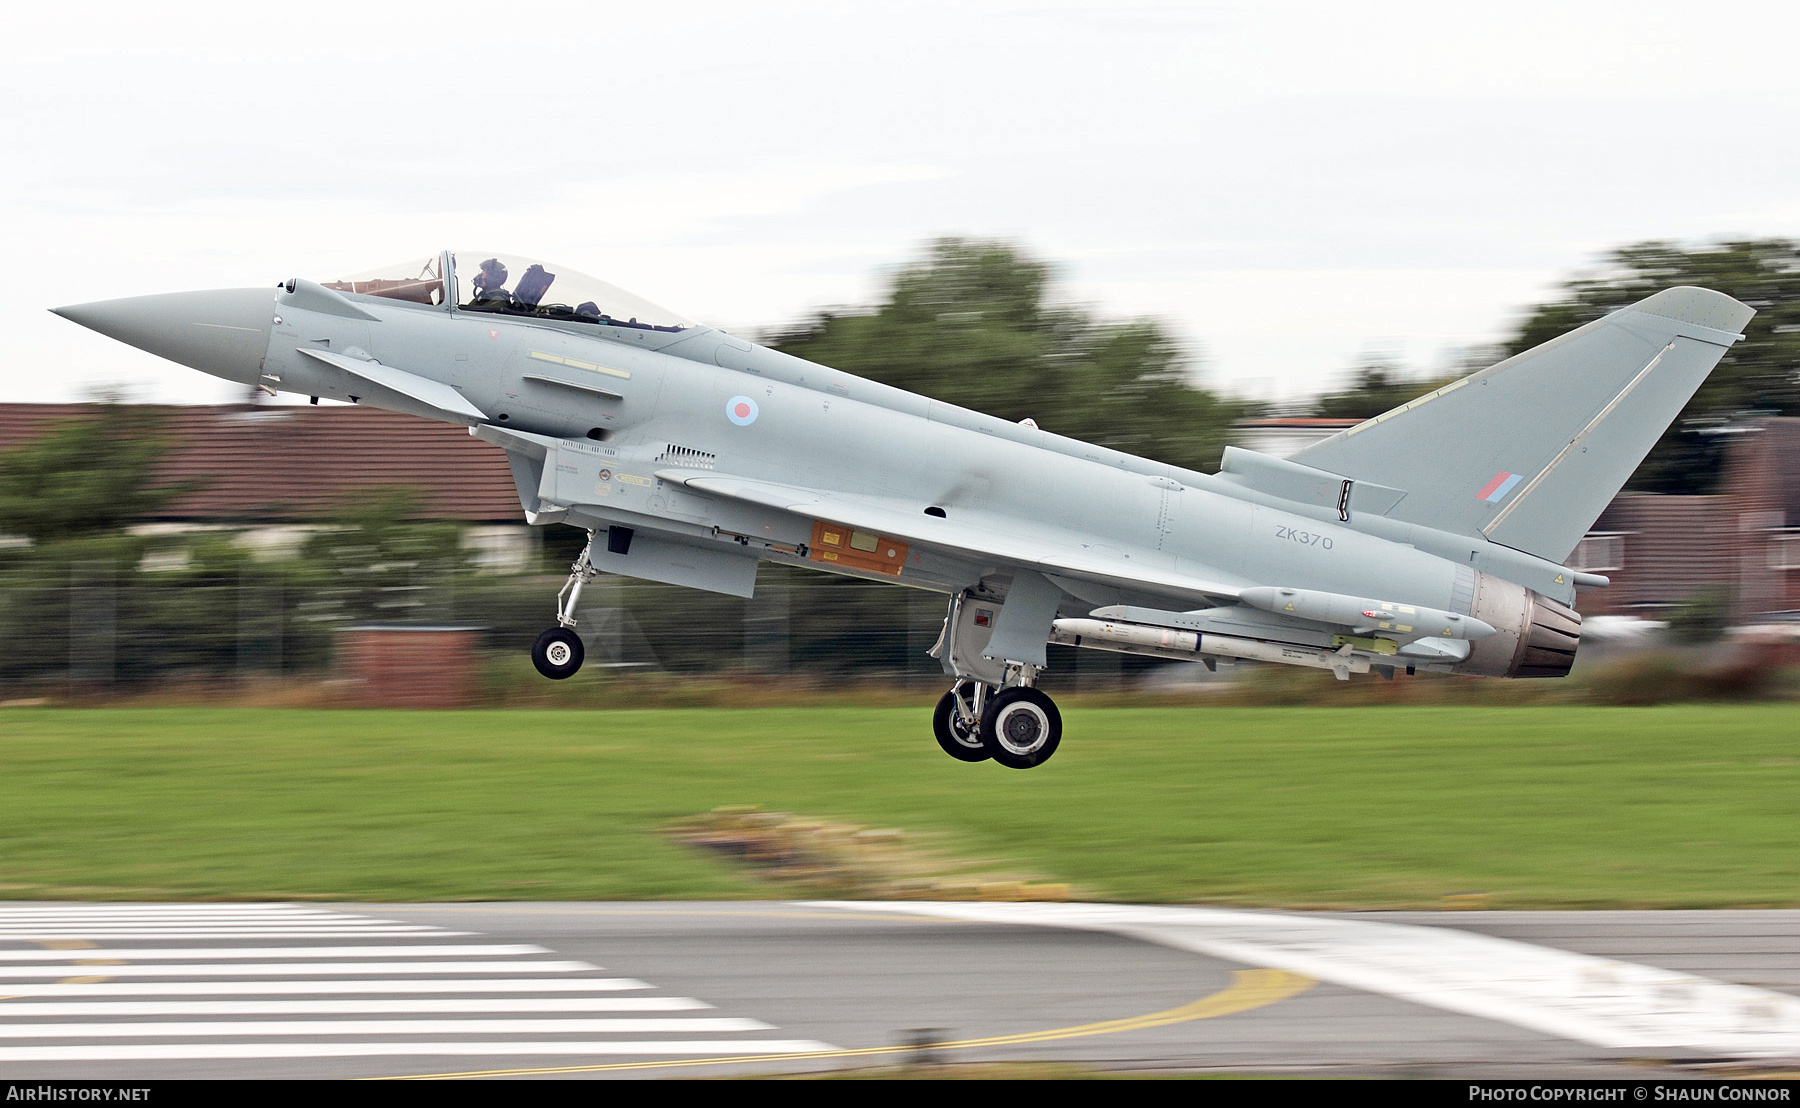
[[532, 627, 585, 680], [980, 686, 1061, 769], [932, 685, 991, 762]]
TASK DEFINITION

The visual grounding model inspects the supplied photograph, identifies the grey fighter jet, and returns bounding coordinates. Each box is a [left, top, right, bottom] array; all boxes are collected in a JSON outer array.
[[52, 252, 1754, 768]]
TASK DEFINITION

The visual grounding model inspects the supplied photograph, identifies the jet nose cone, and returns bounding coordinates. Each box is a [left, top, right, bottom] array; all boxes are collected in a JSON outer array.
[[51, 287, 277, 385]]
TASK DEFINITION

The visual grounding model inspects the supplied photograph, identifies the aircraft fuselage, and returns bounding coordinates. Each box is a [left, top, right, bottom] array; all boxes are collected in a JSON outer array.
[[62, 255, 1746, 766]]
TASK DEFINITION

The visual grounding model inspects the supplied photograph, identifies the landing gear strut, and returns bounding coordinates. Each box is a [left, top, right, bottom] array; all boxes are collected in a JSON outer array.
[[931, 667, 1063, 769], [929, 590, 1064, 769], [532, 529, 597, 680]]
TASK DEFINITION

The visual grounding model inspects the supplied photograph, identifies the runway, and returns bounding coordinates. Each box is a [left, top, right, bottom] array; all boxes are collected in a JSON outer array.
[[0, 901, 1796, 1079]]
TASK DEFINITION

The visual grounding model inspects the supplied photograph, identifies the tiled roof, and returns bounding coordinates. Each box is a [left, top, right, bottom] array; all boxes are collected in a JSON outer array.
[[0, 403, 523, 523]]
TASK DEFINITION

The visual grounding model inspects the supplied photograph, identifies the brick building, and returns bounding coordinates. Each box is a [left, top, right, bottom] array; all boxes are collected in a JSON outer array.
[[1570, 419, 1800, 621], [1723, 419, 1800, 619], [1240, 415, 1800, 622], [3, 403, 1797, 620], [0, 402, 535, 570]]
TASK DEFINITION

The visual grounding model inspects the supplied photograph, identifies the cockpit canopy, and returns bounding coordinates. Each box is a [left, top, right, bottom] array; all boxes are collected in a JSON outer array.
[[320, 251, 693, 332], [322, 256, 447, 306]]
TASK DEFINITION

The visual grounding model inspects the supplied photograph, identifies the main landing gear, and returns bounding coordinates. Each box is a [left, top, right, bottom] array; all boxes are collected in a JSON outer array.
[[932, 674, 1063, 770], [532, 530, 597, 680], [927, 587, 1065, 769]]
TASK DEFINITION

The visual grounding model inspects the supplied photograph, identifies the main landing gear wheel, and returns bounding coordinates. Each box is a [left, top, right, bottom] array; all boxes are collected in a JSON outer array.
[[933, 685, 991, 763], [981, 686, 1062, 769], [532, 627, 585, 680]]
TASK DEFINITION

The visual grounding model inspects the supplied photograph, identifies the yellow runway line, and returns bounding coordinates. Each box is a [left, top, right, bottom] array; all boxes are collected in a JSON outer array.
[[380, 967, 1315, 1080], [24, 939, 118, 987]]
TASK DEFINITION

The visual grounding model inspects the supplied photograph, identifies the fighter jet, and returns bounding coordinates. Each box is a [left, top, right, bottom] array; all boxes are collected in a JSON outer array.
[[52, 251, 1754, 768]]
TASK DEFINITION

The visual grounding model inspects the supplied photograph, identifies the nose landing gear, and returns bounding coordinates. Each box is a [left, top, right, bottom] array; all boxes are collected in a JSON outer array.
[[532, 627, 585, 680], [531, 529, 598, 680]]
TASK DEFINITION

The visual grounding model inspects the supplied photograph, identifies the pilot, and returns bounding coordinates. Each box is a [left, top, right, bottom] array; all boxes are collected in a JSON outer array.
[[471, 258, 510, 302], [575, 301, 602, 320]]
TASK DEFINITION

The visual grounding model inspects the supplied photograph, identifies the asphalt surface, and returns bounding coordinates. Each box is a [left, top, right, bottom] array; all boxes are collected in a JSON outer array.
[[1, 902, 1797, 1080]]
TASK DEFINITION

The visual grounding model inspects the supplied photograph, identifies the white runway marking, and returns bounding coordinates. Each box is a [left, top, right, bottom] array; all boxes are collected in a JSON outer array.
[[0, 1017, 778, 1038], [0, 904, 469, 940], [0, 961, 600, 978], [0, 907, 373, 917], [0, 945, 549, 961], [0, 1041, 837, 1063], [826, 902, 1800, 1058], [0, 904, 838, 1067], [0, 910, 358, 917], [0, 930, 474, 939], [0, 997, 711, 1016], [0, 979, 654, 997]]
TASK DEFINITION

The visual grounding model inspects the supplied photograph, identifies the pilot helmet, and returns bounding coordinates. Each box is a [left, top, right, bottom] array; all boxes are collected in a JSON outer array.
[[475, 258, 508, 292]]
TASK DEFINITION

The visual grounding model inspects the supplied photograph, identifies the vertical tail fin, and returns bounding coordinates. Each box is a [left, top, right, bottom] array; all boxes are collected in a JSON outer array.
[[1291, 286, 1753, 562]]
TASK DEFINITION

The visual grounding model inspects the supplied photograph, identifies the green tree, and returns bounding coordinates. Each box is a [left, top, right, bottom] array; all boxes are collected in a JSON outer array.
[[768, 238, 1245, 474], [0, 403, 191, 543], [0, 405, 333, 684], [1311, 359, 1460, 421], [1503, 240, 1800, 493], [299, 486, 470, 626]]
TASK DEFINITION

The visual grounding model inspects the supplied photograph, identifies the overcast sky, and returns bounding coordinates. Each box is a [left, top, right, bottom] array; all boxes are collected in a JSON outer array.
[[6, 0, 1799, 407]]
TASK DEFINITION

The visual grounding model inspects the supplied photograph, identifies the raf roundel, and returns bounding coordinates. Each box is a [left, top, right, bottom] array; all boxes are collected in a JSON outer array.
[[726, 395, 759, 427]]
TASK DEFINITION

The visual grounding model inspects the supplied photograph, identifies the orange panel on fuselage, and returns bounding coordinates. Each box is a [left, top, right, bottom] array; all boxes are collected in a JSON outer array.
[[809, 520, 909, 577]]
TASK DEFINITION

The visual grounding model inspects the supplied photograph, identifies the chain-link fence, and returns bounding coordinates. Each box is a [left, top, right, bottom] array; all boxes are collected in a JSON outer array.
[[0, 560, 1160, 692]]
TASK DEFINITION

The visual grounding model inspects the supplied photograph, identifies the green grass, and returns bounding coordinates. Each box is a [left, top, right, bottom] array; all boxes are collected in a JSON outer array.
[[1, 705, 1796, 907]]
